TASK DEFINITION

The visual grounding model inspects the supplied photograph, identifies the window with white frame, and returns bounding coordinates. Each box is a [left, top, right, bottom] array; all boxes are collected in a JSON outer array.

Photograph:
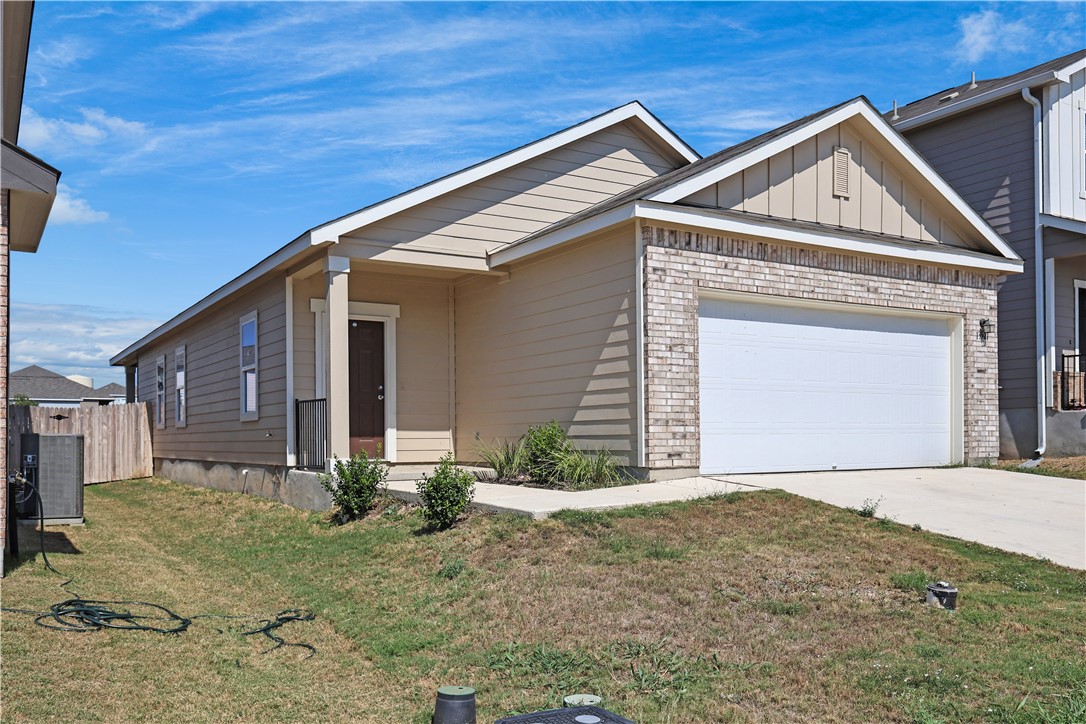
[[240, 311, 259, 420], [155, 356, 166, 429], [175, 345, 187, 427]]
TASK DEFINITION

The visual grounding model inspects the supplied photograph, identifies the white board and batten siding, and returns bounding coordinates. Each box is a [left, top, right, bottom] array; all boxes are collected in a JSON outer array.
[[343, 121, 677, 261], [137, 276, 288, 466], [455, 225, 638, 464], [682, 119, 972, 248], [698, 296, 960, 474], [1042, 65, 1086, 222]]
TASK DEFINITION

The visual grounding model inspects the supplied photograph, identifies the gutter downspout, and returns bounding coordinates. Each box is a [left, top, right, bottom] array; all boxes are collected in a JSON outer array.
[[1021, 88, 1046, 457]]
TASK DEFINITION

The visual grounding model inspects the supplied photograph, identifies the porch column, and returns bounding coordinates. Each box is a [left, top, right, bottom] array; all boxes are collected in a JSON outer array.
[[325, 255, 351, 462]]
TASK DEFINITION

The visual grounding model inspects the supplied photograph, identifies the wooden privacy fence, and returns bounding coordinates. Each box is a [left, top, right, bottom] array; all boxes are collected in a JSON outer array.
[[8, 403, 154, 484]]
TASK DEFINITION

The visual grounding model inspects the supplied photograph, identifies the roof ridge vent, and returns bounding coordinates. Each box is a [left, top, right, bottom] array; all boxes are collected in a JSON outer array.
[[938, 91, 960, 103], [969, 71, 978, 90]]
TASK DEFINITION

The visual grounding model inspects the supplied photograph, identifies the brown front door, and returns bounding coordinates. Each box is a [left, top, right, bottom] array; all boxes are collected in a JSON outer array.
[[348, 320, 385, 457]]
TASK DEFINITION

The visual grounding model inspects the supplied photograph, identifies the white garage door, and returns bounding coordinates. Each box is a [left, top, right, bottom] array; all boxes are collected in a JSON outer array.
[[699, 297, 955, 474]]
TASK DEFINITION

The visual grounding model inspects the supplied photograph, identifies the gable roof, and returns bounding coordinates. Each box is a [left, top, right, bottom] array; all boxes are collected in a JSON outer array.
[[111, 101, 700, 367], [889, 49, 1086, 131], [306, 101, 699, 245], [491, 96, 1022, 269], [10, 365, 112, 401]]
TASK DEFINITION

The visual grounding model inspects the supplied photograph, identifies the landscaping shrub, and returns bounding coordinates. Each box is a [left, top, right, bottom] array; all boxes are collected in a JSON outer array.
[[318, 450, 389, 522], [417, 453, 475, 529], [475, 421, 629, 490], [522, 421, 571, 485]]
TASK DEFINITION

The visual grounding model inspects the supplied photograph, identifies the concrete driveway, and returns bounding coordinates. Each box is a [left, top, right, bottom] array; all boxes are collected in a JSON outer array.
[[713, 467, 1086, 569]]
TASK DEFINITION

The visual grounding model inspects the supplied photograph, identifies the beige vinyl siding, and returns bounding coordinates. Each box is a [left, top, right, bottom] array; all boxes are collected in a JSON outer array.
[[343, 122, 677, 260], [137, 276, 287, 465], [455, 225, 637, 463], [291, 267, 454, 463], [686, 120, 974, 247]]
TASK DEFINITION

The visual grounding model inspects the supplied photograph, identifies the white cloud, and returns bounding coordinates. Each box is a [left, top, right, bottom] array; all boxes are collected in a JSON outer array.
[[51, 184, 109, 225], [954, 9, 1031, 65], [10, 302, 163, 387], [19, 106, 149, 158], [33, 36, 96, 69]]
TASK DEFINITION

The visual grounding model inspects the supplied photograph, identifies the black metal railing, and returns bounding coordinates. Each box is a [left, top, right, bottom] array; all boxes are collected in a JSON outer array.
[[1060, 354, 1084, 411], [295, 398, 328, 469]]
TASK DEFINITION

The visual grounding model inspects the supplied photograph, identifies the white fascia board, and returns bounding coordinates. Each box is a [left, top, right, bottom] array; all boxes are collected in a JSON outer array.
[[648, 101, 867, 205], [1040, 213, 1086, 235], [893, 71, 1063, 131], [1053, 57, 1085, 83], [634, 202, 1025, 274], [649, 100, 1019, 262], [488, 204, 637, 266], [109, 234, 334, 367], [309, 102, 697, 245]]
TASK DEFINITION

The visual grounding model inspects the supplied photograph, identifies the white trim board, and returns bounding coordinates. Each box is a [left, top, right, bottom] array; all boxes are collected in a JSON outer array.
[[1040, 213, 1086, 235], [646, 99, 1018, 262], [489, 200, 1024, 273]]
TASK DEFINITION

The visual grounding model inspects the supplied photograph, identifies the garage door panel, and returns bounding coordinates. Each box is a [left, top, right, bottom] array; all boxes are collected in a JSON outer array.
[[699, 297, 954, 474]]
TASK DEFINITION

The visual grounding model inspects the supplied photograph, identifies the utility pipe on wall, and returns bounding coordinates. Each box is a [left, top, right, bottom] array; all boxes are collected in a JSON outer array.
[[1021, 88, 1046, 457]]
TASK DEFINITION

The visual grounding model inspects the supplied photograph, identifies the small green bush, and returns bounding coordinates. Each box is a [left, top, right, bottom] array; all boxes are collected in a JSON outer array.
[[475, 421, 629, 490], [318, 449, 389, 522], [522, 421, 571, 485], [417, 453, 475, 530]]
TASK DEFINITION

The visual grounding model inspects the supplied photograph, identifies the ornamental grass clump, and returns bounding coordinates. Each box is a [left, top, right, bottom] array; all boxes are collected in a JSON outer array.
[[417, 453, 475, 530], [475, 421, 629, 490], [319, 449, 389, 523]]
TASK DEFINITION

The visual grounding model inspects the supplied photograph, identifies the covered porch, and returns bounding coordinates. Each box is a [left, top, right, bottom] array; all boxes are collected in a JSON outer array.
[[286, 254, 486, 470], [1045, 230, 1085, 454]]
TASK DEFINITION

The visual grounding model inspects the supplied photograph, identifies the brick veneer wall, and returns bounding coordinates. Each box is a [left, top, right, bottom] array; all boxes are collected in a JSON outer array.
[[641, 224, 1001, 471]]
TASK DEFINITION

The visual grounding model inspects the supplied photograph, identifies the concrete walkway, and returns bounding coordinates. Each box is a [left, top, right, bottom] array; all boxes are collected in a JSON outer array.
[[386, 466, 1085, 569]]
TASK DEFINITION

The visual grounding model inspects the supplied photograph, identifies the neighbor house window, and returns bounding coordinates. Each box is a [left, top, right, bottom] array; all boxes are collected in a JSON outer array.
[[175, 345, 187, 427], [240, 311, 259, 420], [155, 356, 166, 429]]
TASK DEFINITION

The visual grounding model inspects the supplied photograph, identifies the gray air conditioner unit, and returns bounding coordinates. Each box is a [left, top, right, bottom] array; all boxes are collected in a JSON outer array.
[[18, 433, 84, 525]]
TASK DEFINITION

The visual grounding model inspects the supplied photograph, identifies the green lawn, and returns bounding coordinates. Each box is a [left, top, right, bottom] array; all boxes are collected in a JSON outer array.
[[2, 478, 1083, 722]]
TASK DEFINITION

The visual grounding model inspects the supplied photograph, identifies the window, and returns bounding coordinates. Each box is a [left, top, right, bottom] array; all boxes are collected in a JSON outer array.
[[240, 311, 259, 420], [155, 356, 166, 429], [175, 345, 187, 427]]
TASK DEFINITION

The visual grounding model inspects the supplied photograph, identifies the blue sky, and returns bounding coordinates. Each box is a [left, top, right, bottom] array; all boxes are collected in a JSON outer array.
[[12, 1, 1084, 386]]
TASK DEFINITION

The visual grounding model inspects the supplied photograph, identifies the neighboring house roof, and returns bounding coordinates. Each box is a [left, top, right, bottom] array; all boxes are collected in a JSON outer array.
[[889, 49, 1086, 131], [492, 96, 1023, 270], [110, 101, 700, 367], [93, 382, 126, 398], [10, 365, 114, 402]]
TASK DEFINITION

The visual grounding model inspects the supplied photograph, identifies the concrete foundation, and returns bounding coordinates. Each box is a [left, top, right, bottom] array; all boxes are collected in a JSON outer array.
[[999, 407, 1086, 458], [155, 459, 332, 511]]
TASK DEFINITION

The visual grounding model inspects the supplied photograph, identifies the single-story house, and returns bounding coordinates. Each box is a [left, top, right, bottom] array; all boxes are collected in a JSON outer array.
[[110, 97, 1022, 503], [10, 365, 123, 407]]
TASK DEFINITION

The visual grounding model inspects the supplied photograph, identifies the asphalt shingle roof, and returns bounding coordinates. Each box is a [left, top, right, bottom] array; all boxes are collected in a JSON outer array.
[[10, 365, 113, 401], [888, 49, 1086, 125]]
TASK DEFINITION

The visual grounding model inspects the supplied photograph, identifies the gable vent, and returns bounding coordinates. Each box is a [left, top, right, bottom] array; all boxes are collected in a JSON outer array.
[[832, 146, 851, 199]]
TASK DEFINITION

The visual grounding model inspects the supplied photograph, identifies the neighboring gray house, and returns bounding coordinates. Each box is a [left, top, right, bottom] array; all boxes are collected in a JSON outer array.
[[891, 50, 1086, 457], [111, 96, 1020, 507], [9, 365, 121, 407]]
